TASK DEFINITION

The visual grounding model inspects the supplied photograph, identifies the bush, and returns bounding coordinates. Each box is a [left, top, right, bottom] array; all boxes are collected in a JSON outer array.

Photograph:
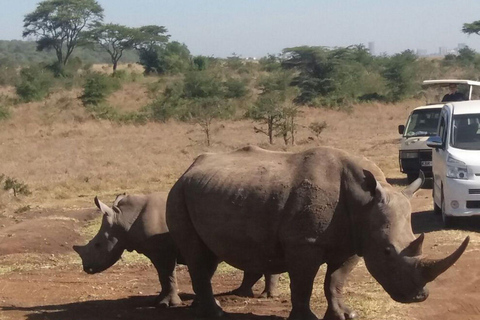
[[15, 65, 54, 102], [2, 176, 31, 197], [224, 78, 249, 98], [309, 121, 327, 139], [80, 72, 121, 106], [0, 104, 10, 121], [85, 103, 119, 120], [0, 58, 18, 86]]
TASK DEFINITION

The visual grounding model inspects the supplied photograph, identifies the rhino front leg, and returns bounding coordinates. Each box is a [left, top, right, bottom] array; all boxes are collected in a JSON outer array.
[[286, 246, 321, 320], [153, 262, 182, 308], [229, 271, 262, 297], [260, 273, 280, 298], [323, 255, 360, 320]]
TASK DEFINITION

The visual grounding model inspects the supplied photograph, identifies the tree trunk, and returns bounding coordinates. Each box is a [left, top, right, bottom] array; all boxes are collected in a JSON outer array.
[[113, 61, 118, 75], [268, 117, 273, 144]]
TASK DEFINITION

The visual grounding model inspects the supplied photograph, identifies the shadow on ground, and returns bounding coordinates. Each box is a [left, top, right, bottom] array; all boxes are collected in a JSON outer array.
[[1, 295, 283, 320], [412, 210, 480, 233], [387, 177, 433, 189]]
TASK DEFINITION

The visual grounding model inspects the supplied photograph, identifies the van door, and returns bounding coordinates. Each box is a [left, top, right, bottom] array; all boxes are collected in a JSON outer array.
[[432, 109, 449, 205]]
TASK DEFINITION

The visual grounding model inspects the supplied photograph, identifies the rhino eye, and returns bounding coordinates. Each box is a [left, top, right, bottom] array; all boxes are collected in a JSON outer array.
[[94, 242, 101, 248], [384, 247, 391, 256]]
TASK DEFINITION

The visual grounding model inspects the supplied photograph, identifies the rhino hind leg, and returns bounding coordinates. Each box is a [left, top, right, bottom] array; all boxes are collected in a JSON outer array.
[[323, 255, 360, 320], [259, 273, 280, 298], [167, 202, 223, 316], [229, 272, 262, 297]]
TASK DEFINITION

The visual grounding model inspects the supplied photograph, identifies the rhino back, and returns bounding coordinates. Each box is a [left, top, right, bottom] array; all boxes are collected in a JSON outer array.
[[176, 146, 361, 272]]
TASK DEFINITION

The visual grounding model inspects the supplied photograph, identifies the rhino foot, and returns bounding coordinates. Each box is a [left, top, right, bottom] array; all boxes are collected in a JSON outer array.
[[154, 291, 182, 308], [259, 289, 279, 299], [323, 306, 357, 320], [287, 308, 318, 320], [228, 287, 255, 298], [194, 301, 224, 319]]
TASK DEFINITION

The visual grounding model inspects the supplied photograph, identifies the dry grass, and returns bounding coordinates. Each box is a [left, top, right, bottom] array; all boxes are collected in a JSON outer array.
[[0, 92, 418, 213], [0, 85, 454, 320]]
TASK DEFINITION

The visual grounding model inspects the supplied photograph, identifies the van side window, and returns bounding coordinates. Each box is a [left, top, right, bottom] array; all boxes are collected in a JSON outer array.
[[438, 116, 446, 142]]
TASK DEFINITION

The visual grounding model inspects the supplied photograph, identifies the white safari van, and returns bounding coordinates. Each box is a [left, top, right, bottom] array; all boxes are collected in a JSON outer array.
[[427, 101, 480, 227], [399, 80, 480, 183]]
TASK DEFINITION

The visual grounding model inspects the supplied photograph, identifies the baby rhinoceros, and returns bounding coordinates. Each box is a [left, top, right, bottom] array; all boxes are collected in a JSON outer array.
[[74, 193, 181, 307], [73, 193, 279, 308]]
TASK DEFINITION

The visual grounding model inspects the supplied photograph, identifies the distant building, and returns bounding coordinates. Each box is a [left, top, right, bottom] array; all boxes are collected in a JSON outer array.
[[416, 49, 428, 57], [439, 47, 448, 56], [368, 42, 375, 56]]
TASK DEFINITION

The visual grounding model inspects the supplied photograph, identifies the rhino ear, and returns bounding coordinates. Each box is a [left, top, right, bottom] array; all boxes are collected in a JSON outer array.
[[94, 196, 116, 220], [363, 170, 388, 203]]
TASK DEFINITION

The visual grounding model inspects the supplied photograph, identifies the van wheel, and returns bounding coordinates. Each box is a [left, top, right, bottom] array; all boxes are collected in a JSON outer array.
[[407, 173, 419, 184], [433, 182, 441, 215], [441, 191, 455, 228]]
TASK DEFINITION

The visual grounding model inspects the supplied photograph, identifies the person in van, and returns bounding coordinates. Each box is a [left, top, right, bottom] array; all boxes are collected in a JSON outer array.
[[442, 84, 466, 102]]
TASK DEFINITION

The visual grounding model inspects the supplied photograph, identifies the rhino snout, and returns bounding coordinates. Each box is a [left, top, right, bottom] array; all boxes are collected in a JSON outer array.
[[83, 266, 96, 274], [391, 287, 429, 303]]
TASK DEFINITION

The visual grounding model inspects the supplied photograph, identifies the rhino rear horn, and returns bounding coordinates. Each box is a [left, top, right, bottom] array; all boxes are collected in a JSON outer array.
[[402, 171, 425, 199], [403, 233, 424, 257], [73, 245, 83, 254], [420, 236, 469, 282]]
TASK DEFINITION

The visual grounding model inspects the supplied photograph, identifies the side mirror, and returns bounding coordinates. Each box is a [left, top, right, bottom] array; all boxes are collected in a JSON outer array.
[[426, 136, 443, 149], [398, 125, 405, 135]]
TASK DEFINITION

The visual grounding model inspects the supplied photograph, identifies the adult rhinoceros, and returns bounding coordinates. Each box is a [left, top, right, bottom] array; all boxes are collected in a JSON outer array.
[[166, 146, 469, 320], [73, 193, 279, 308]]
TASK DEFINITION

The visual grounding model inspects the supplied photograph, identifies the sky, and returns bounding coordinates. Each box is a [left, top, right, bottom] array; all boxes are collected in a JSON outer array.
[[2, 0, 480, 58]]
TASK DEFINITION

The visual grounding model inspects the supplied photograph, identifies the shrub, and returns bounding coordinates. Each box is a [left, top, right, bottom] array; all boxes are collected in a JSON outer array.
[[15, 65, 54, 102], [3, 176, 31, 197], [309, 121, 327, 139], [0, 104, 10, 121], [85, 103, 119, 120], [80, 72, 121, 106], [0, 58, 18, 86], [224, 78, 249, 98]]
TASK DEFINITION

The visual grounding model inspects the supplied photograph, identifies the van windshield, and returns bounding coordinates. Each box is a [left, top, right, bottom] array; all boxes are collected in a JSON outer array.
[[451, 114, 480, 150], [405, 109, 441, 137]]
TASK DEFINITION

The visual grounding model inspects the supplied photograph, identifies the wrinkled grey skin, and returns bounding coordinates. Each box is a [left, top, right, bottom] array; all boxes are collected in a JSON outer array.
[[73, 193, 279, 308], [166, 146, 469, 320]]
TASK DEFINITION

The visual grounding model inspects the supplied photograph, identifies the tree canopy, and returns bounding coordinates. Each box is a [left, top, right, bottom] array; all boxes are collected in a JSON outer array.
[[23, 0, 104, 72], [86, 23, 137, 73]]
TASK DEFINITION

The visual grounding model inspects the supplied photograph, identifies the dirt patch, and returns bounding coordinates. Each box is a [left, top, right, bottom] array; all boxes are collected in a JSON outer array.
[[0, 188, 479, 320], [0, 209, 94, 255]]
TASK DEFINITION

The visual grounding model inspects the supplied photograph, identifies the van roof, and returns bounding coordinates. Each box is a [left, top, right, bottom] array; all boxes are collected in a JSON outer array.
[[422, 79, 480, 87], [449, 100, 480, 115], [413, 104, 444, 111]]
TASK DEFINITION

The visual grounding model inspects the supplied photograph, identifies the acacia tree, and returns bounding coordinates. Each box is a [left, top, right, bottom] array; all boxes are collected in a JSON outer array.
[[86, 23, 136, 74], [463, 21, 480, 36], [134, 25, 170, 74], [247, 71, 297, 144], [23, 0, 104, 73]]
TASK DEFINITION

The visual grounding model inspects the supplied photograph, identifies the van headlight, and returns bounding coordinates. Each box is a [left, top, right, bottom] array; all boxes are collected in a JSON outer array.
[[446, 154, 468, 180], [400, 151, 419, 159]]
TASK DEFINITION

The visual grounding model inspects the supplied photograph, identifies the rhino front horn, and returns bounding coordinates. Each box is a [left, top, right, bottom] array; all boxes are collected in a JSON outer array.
[[419, 236, 469, 282]]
